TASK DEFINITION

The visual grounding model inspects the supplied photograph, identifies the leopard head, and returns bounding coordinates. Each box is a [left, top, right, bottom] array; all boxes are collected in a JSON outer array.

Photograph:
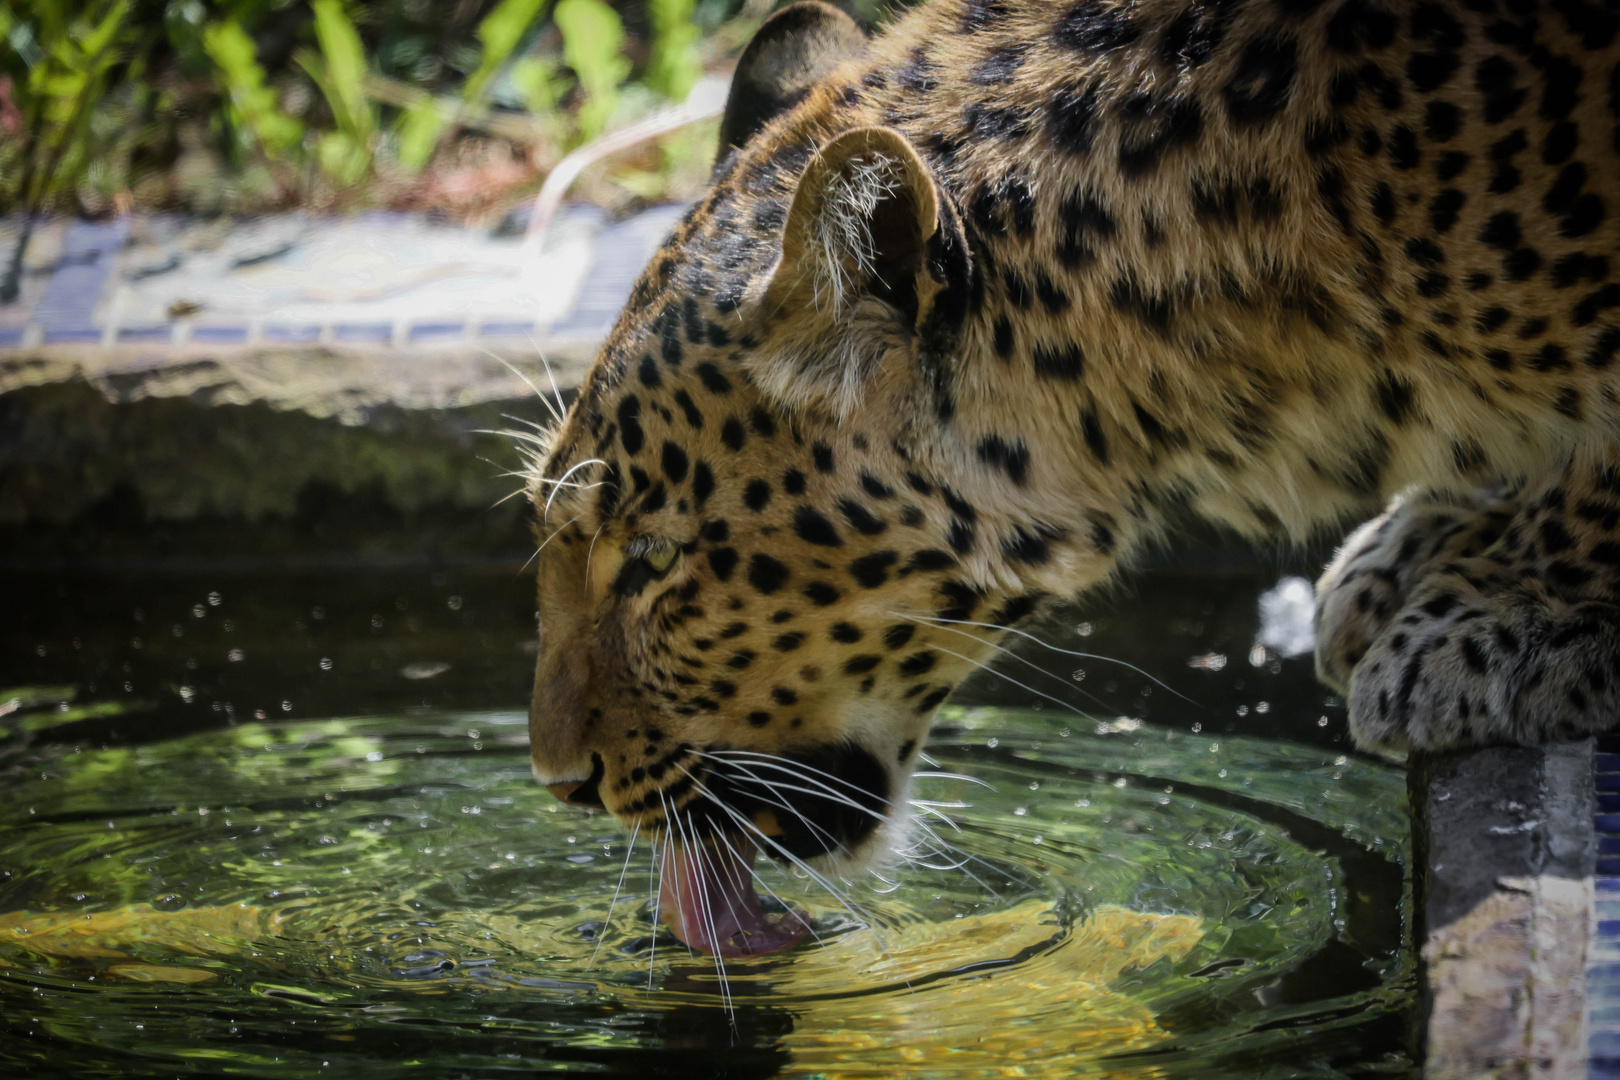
[[524, 4, 1087, 947]]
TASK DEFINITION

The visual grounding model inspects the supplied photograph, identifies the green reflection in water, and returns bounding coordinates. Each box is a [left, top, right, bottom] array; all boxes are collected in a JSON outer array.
[[0, 700, 1413, 1078]]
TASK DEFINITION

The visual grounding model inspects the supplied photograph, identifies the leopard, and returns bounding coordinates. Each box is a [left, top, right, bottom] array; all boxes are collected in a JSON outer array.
[[524, 0, 1620, 953]]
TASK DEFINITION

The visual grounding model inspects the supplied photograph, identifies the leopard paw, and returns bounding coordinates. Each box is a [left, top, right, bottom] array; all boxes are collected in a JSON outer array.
[[1314, 492, 1512, 695], [1346, 564, 1620, 752]]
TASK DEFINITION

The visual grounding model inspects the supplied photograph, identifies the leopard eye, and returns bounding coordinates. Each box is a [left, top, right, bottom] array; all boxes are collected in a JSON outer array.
[[643, 540, 679, 574], [615, 537, 681, 597]]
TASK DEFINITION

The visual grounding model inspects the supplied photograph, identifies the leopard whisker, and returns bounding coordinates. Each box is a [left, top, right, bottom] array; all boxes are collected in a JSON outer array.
[[542, 458, 607, 520], [922, 638, 1103, 724], [709, 826, 837, 957], [528, 337, 571, 425], [648, 835, 665, 990], [703, 752, 996, 886], [892, 611, 1119, 716], [909, 797, 971, 810], [589, 819, 640, 969], [656, 790, 697, 962], [908, 612, 1199, 706], [522, 512, 584, 576], [498, 411, 553, 433], [690, 758, 850, 853], [696, 750, 895, 820], [585, 521, 610, 581], [681, 810, 738, 1022], [704, 749, 896, 805], [705, 761, 892, 823], [482, 348, 565, 427], [911, 770, 993, 788], [677, 768, 891, 956], [682, 778, 839, 958]]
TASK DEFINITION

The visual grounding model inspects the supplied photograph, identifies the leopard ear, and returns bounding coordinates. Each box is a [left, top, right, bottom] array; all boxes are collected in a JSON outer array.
[[717, 1, 867, 158], [771, 126, 940, 316], [755, 126, 974, 419]]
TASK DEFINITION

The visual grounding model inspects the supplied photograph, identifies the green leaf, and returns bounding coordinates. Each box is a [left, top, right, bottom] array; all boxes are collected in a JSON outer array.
[[463, 0, 549, 104], [202, 19, 302, 156], [509, 55, 565, 116], [308, 0, 373, 142], [554, 0, 628, 142], [644, 0, 701, 103], [393, 95, 445, 172], [316, 128, 367, 185]]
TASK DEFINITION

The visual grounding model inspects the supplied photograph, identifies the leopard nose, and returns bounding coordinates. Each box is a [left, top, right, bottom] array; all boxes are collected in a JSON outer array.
[[546, 753, 605, 808]]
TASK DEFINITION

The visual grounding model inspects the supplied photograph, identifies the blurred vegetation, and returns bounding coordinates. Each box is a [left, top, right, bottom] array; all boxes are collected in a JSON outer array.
[[0, 0, 901, 221]]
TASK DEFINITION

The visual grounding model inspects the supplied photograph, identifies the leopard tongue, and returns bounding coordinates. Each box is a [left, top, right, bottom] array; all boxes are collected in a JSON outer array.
[[658, 836, 808, 957]]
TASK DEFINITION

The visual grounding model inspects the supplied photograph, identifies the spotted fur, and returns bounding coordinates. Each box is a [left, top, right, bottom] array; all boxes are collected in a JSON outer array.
[[528, 0, 1620, 867]]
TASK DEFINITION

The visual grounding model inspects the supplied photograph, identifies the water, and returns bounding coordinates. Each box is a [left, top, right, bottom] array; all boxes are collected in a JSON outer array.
[[0, 559, 1416, 1076]]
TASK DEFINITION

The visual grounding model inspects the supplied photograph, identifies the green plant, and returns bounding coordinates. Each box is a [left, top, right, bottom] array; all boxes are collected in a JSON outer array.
[[394, 0, 552, 173], [553, 0, 628, 144], [3, 0, 135, 208], [644, 0, 701, 103], [0, 0, 758, 216], [203, 18, 303, 161], [296, 0, 376, 184]]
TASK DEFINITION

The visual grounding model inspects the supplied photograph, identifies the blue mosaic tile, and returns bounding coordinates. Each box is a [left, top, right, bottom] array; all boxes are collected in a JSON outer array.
[[334, 323, 391, 343], [1600, 738, 1620, 1073], [479, 319, 537, 338], [408, 321, 465, 342], [550, 204, 687, 337], [191, 325, 248, 344], [117, 325, 172, 343], [43, 327, 101, 344], [33, 219, 127, 334], [263, 325, 321, 343]]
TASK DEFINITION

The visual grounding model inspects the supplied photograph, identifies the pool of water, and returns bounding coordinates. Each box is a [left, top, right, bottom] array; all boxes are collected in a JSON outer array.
[[0, 558, 1415, 1077]]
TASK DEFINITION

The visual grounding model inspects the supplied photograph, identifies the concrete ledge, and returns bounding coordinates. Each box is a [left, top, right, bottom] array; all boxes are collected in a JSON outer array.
[[1412, 740, 1596, 1078], [0, 362, 569, 559]]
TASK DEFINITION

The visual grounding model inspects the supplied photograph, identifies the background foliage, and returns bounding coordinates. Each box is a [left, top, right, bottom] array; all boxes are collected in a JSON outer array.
[[0, 0, 901, 220]]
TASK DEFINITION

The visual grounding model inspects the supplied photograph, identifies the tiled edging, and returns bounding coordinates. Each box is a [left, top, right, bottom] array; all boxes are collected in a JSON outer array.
[[0, 206, 688, 352], [1413, 740, 1595, 1078], [1590, 735, 1620, 1077]]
